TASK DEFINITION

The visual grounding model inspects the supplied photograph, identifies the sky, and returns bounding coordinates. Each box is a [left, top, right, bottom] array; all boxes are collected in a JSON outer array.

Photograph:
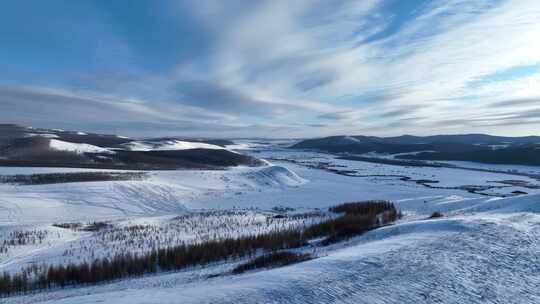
[[1, 0, 539, 138]]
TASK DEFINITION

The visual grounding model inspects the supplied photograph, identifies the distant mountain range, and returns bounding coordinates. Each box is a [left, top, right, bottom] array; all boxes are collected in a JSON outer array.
[[292, 134, 540, 166], [0, 124, 260, 170]]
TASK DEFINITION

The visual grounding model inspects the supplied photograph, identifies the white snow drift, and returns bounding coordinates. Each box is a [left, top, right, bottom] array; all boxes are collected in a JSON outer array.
[[122, 140, 224, 151], [49, 139, 114, 154]]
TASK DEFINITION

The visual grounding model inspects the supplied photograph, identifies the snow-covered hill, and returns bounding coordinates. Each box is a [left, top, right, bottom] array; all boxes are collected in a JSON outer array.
[[243, 165, 306, 187], [121, 139, 225, 151], [0, 164, 306, 225], [0, 124, 259, 170], [49, 139, 115, 154]]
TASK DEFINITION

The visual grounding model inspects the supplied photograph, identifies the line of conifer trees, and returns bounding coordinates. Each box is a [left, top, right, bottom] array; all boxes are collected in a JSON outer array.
[[232, 251, 313, 274]]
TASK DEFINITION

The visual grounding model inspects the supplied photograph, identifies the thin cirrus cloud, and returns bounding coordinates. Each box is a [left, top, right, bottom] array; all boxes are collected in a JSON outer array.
[[489, 98, 540, 108], [0, 0, 539, 138]]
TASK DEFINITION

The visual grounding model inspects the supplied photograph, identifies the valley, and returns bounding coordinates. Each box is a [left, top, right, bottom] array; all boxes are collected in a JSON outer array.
[[1, 128, 540, 303]]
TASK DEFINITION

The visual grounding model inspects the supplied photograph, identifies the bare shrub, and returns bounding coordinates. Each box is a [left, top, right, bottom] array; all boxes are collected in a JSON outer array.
[[428, 211, 443, 219]]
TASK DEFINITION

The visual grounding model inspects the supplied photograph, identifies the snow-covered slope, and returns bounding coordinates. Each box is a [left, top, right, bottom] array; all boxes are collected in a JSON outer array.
[[461, 194, 540, 214], [25, 133, 60, 139], [243, 165, 306, 187], [9, 193, 540, 304], [2, 125, 258, 170], [49, 139, 114, 154], [0, 164, 306, 224], [122, 140, 224, 151]]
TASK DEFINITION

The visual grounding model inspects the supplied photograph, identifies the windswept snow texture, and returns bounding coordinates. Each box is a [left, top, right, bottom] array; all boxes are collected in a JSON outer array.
[[245, 165, 306, 187], [10, 195, 540, 304], [0, 164, 306, 225], [49, 139, 114, 154], [3, 139, 540, 303]]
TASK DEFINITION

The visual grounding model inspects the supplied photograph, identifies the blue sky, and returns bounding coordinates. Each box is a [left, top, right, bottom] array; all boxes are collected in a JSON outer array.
[[1, 0, 539, 138]]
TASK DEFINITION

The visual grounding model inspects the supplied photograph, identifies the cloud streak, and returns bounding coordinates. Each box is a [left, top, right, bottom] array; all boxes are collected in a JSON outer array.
[[1, 0, 540, 137]]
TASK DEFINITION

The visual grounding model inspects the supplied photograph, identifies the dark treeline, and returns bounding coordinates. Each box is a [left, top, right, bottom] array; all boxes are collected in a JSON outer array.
[[399, 145, 540, 166], [52, 221, 111, 232], [0, 229, 305, 296], [0, 172, 147, 185], [428, 211, 443, 219], [232, 251, 312, 274], [0, 201, 399, 297], [329, 200, 397, 215], [337, 156, 442, 168], [306, 200, 400, 245]]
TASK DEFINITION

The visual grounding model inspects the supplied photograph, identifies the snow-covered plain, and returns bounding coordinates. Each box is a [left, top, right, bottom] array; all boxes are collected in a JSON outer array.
[[3, 140, 540, 303]]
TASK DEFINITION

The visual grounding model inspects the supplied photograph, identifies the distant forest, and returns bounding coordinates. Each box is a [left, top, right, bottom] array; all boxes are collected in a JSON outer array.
[[399, 147, 540, 166]]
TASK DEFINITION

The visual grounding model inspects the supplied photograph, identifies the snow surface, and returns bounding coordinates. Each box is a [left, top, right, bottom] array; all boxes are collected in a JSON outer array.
[[25, 133, 60, 139], [343, 135, 361, 143], [3, 140, 540, 303], [10, 194, 540, 304], [49, 139, 114, 154], [225, 139, 298, 151], [1, 146, 539, 225], [123, 140, 224, 151], [0, 211, 331, 274], [441, 160, 540, 175], [0, 164, 306, 225], [244, 165, 306, 187]]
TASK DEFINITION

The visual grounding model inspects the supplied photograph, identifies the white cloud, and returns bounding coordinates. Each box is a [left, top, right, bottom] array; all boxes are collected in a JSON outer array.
[[4, 0, 540, 137]]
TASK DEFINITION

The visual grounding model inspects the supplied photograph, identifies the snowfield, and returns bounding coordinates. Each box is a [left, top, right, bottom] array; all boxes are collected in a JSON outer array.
[[25, 133, 60, 139], [0, 164, 306, 225], [2, 140, 540, 303], [122, 140, 225, 151], [49, 139, 115, 155], [8, 194, 540, 304]]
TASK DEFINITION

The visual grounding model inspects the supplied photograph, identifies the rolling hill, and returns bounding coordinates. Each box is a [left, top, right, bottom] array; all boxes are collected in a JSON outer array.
[[0, 124, 262, 170], [292, 134, 540, 165]]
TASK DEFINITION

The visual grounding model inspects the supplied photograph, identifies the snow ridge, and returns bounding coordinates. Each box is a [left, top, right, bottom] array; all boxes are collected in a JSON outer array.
[[123, 140, 224, 151], [49, 139, 114, 154]]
